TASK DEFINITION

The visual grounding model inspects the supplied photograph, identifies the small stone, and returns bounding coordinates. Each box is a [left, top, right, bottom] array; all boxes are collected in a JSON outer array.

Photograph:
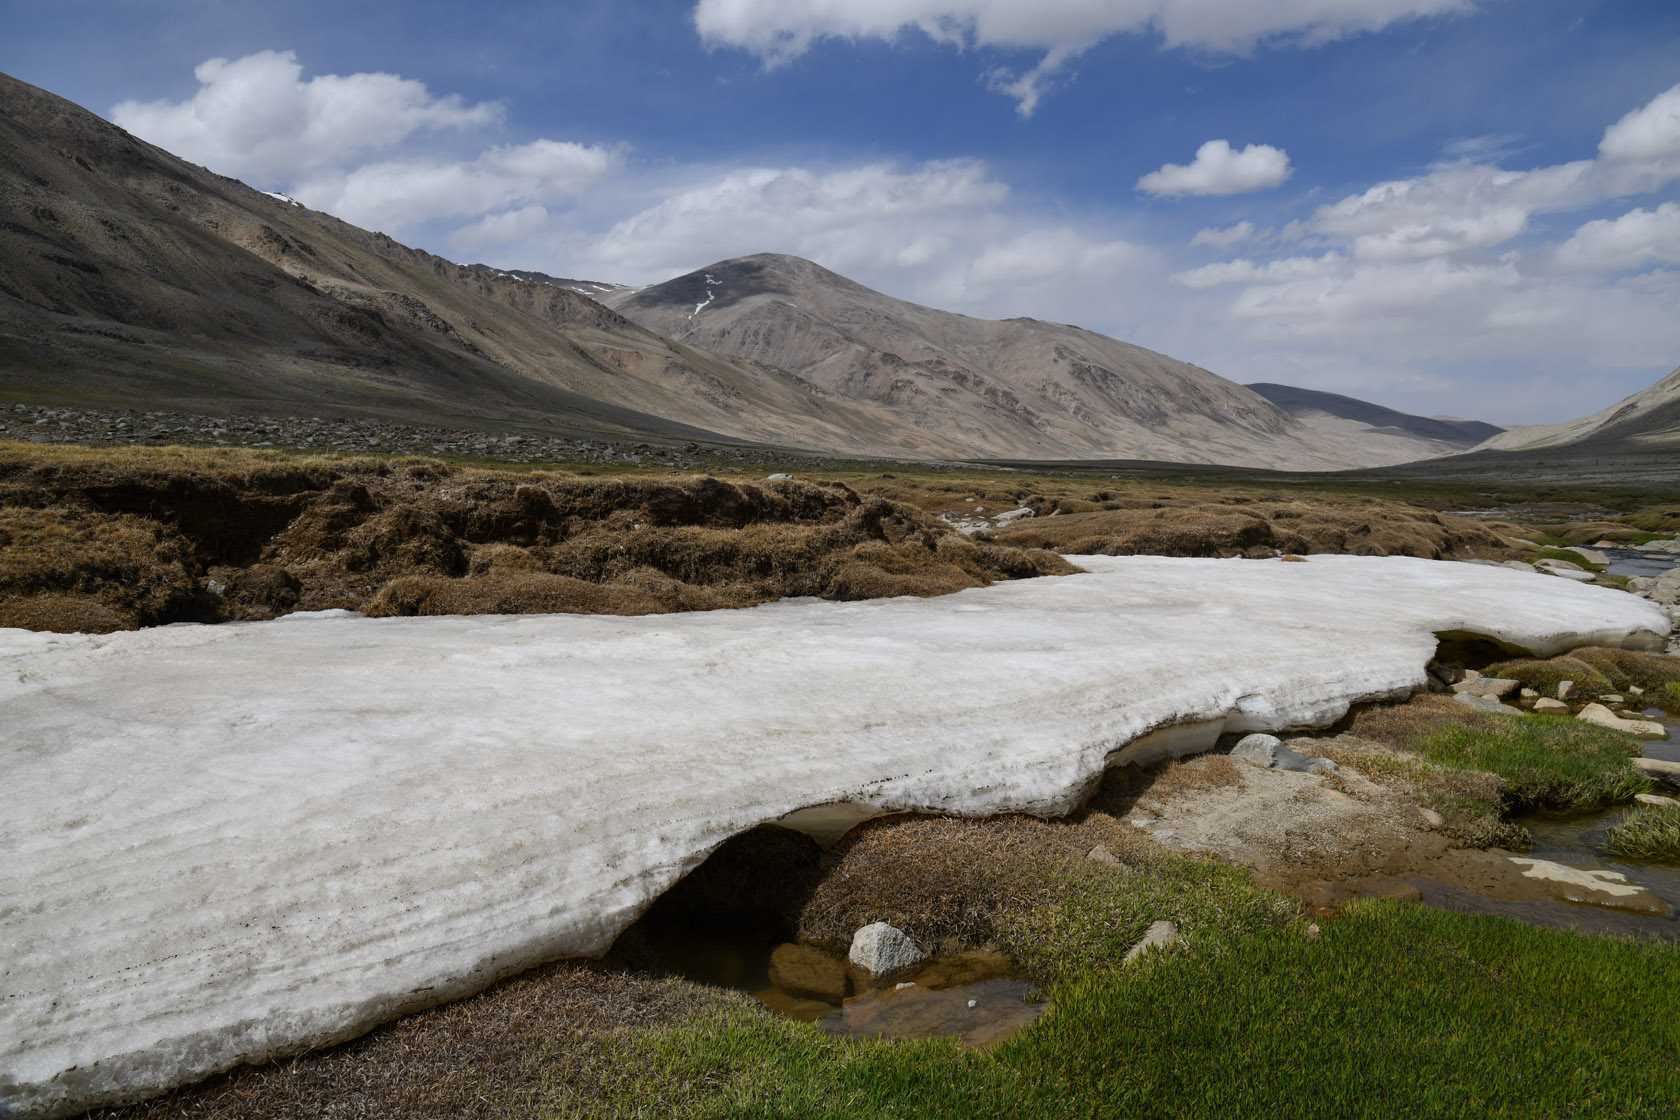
[[1557, 680, 1578, 700], [1452, 676, 1520, 700], [1123, 920, 1181, 965], [848, 922, 928, 988], [1418, 807, 1445, 828], [1519, 687, 1539, 700], [967, 998, 978, 1009], [766, 472, 793, 480], [1601, 693, 1626, 705], [1454, 692, 1522, 715], [1086, 844, 1121, 867], [1635, 793, 1680, 808], [1532, 697, 1570, 714], [1305, 922, 1321, 941]]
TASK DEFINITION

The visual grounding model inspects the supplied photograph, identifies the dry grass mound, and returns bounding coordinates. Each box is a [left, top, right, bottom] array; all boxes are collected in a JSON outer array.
[[1488, 648, 1680, 711], [87, 963, 745, 1120], [0, 443, 1076, 632], [992, 496, 1512, 559]]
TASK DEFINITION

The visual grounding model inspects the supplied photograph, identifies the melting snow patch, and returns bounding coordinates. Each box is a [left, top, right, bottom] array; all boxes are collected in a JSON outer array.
[[0, 555, 1668, 1116]]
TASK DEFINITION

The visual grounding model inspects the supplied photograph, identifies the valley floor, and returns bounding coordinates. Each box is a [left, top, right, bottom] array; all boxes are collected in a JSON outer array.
[[4, 438, 1679, 1119]]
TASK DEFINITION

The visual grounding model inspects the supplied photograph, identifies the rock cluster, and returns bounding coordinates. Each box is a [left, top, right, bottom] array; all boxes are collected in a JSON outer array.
[[1428, 663, 1673, 738]]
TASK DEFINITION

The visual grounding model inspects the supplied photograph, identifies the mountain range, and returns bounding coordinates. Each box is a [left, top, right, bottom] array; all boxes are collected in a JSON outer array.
[[1, 68, 1671, 476]]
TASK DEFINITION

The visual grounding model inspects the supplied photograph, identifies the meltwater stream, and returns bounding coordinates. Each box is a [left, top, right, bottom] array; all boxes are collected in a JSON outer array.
[[1419, 710, 1680, 940]]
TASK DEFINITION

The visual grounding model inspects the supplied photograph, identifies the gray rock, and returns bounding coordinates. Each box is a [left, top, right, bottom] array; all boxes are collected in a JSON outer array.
[[1453, 676, 1520, 700], [1418, 807, 1445, 828], [1557, 680, 1578, 700], [1536, 564, 1598, 582], [1427, 661, 1466, 685], [848, 922, 928, 987], [994, 506, 1036, 525], [1230, 733, 1339, 774], [1086, 844, 1122, 867], [1633, 757, 1680, 783], [1532, 697, 1570, 714], [1454, 692, 1522, 715], [1635, 793, 1680, 808], [1576, 703, 1667, 740], [1123, 920, 1181, 965], [765, 472, 794, 480]]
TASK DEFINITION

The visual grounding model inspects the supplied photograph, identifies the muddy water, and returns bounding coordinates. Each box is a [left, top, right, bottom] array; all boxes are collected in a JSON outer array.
[[818, 977, 1045, 1047], [622, 917, 1047, 1044]]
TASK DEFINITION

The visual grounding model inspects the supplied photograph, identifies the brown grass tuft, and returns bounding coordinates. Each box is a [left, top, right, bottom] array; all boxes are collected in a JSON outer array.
[[0, 446, 1078, 631]]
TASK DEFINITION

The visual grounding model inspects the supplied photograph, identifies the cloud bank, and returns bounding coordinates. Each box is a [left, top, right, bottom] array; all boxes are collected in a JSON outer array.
[[693, 0, 1473, 113]]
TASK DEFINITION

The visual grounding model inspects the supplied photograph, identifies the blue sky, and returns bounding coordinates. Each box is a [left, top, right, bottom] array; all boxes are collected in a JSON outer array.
[[5, 0, 1680, 427]]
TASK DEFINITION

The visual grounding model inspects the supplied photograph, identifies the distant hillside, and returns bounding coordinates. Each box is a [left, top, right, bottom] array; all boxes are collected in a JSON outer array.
[[1246, 382, 1504, 460], [603, 254, 1437, 470], [0, 71, 915, 452], [1474, 365, 1680, 453]]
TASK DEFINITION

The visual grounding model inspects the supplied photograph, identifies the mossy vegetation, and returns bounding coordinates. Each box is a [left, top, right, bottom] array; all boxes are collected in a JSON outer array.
[[555, 900, 1679, 1120], [1523, 547, 1605, 572], [1414, 716, 1651, 812], [1331, 693, 1657, 845], [1488, 649, 1680, 714], [1605, 805, 1680, 861]]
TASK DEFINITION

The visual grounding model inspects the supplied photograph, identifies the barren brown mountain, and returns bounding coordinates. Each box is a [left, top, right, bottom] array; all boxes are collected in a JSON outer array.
[[0, 71, 920, 451], [602, 254, 1459, 468], [0, 69, 1489, 469]]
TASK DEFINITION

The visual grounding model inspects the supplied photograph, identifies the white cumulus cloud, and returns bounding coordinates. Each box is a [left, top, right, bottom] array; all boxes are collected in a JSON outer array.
[[294, 140, 620, 234], [1137, 140, 1293, 197], [693, 0, 1471, 113], [112, 50, 502, 186], [582, 160, 1009, 277], [1190, 221, 1256, 249], [1555, 203, 1680, 273]]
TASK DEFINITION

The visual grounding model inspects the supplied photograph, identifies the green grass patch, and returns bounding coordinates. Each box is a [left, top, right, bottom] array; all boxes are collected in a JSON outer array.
[[1416, 715, 1651, 811], [1605, 805, 1680, 861], [1523, 547, 1605, 572], [1486, 657, 1614, 700], [577, 900, 1680, 1119]]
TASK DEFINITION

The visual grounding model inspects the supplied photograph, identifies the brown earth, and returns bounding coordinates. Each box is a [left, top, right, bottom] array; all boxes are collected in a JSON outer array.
[[856, 476, 1517, 559], [0, 443, 1076, 633]]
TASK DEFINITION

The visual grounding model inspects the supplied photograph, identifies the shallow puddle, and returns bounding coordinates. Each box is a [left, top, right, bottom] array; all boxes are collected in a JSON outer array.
[[817, 977, 1046, 1047]]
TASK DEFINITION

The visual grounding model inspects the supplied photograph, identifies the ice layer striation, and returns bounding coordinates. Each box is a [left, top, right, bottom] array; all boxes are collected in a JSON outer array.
[[0, 555, 1670, 1115]]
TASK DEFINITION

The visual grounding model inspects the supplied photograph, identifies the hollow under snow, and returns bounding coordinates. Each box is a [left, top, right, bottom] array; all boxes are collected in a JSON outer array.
[[0, 555, 1670, 1116]]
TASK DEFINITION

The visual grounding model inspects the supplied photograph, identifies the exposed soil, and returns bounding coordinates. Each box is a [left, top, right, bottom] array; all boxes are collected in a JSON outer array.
[[1112, 744, 1581, 912], [0, 444, 1076, 632]]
